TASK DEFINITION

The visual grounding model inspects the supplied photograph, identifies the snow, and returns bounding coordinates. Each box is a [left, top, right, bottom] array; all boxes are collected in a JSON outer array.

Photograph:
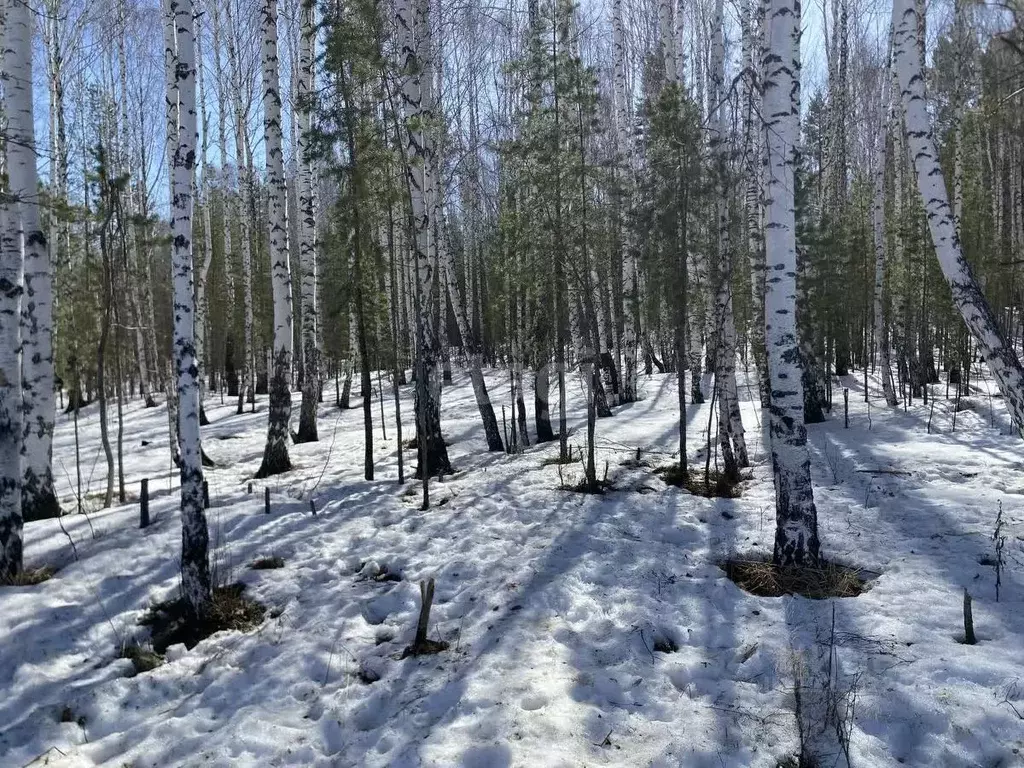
[[2, 366, 1023, 767]]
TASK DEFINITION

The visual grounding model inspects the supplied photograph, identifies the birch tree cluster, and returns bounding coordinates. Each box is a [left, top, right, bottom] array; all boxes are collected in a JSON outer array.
[[2, 0, 1023, 613]]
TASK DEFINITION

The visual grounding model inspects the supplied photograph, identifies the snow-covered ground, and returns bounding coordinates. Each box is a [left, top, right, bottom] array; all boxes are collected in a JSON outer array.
[[2, 365, 1023, 767]]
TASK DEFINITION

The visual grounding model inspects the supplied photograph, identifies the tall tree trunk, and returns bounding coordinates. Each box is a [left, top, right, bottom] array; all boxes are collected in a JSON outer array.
[[686, 0, 707, 406], [8, 0, 59, 522], [612, 0, 638, 406], [893, 0, 1024, 434], [386, 203, 405, 483], [211, 0, 235, 392], [763, 0, 820, 566], [256, 0, 295, 479], [398, 0, 451, 480], [873, 66, 899, 407], [166, 0, 212, 622], [98, 182, 115, 510], [709, 0, 748, 477], [744, 0, 770, 408], [162, 0, 181, 463], [295, 0, 319, 443], [195, 13, 214, 426], [0, 164, 25, 579], [225, 0, 256, 415], [440, 231, 503, 451]]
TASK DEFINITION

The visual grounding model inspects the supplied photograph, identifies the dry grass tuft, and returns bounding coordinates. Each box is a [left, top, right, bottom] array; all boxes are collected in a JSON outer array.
[[249, 555, 285, 570], [119, 642, 164, 674], [564, 476, 612, 495], [655, 465, 745, 498], [400, 638, 450, 658], [140, 583, 266, 653], [0, 565, 56, 587], [541, 446, 582, 467], [721, 555, 872, 599]]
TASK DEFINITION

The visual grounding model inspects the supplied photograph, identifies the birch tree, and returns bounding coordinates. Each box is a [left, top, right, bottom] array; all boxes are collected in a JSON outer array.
[[892, 0, 1024, 435], [7, 0, 59, 522], [709, 0, 748, 477], [743, 0, 769, 407], [167, 0, 212, 621], [613, 0, 638, 404], [0, 4, 24, 571], [294, 0, 319, 443], [763, 0, 820, 565], [397, 0, 451, 482], [257, 0, 295, 478], [873, 53, 898, 407]]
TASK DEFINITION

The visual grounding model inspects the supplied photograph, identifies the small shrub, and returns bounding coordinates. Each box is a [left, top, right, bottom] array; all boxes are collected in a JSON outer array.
[[564, 476, 612, 495], [654, 463, 689, 487], [140, 583, 266, 653], [655, 465, 744, 498], [721, 555, 872, 599], [541, 446, 580, 467], [653, 636, 678, 654], [558, 455, 612, 494], [58, 706, 86, 726], [400, 638, 449, 658], [776, 756, 818, 768], [357, 665, 381, 684], [119, 642, 164, 675], [250, 555, 285, 570], [0, 565, 56, 587]]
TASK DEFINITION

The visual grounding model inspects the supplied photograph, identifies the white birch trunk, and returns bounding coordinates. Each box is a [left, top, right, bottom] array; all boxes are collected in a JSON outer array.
[[211, 0, 235, 309], [614, 0, 637, 404], [398, 0, 450, 478], [0, 156, 25, 578], [195, 19, 213, 421], [674, 0, 686, 84], [115, 6, 153, 408], [744, 0, 769, 407], [659, 0, 676, 85], [237, 144, 256, 413], [163, 0, 181, 461], [873, 61, 898, 407], [684, 1, 706, 403], [167, 0, 211, 620], [7, 0, 59, 522], [224, 0, 256, 413], [709, 0, 747, 475], [256, 0, 295, 477], [893, 0, 1024, 434], [295, 0, 319, 442], [440, 227, 503, 451], [763, 0, 819, 565]]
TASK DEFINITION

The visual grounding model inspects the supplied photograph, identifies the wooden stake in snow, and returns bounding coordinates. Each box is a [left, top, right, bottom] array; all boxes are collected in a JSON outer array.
[[415, 578, 434, 646], [264, 487, 270, 515], [140, 479, 149, 529], [844, 389, 849, 429], [963, 588, 976, 645], [403, 577, 448, 657]]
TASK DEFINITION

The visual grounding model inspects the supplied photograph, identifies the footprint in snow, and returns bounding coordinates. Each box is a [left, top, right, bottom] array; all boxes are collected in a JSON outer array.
[[520, 693, 549, 711]]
